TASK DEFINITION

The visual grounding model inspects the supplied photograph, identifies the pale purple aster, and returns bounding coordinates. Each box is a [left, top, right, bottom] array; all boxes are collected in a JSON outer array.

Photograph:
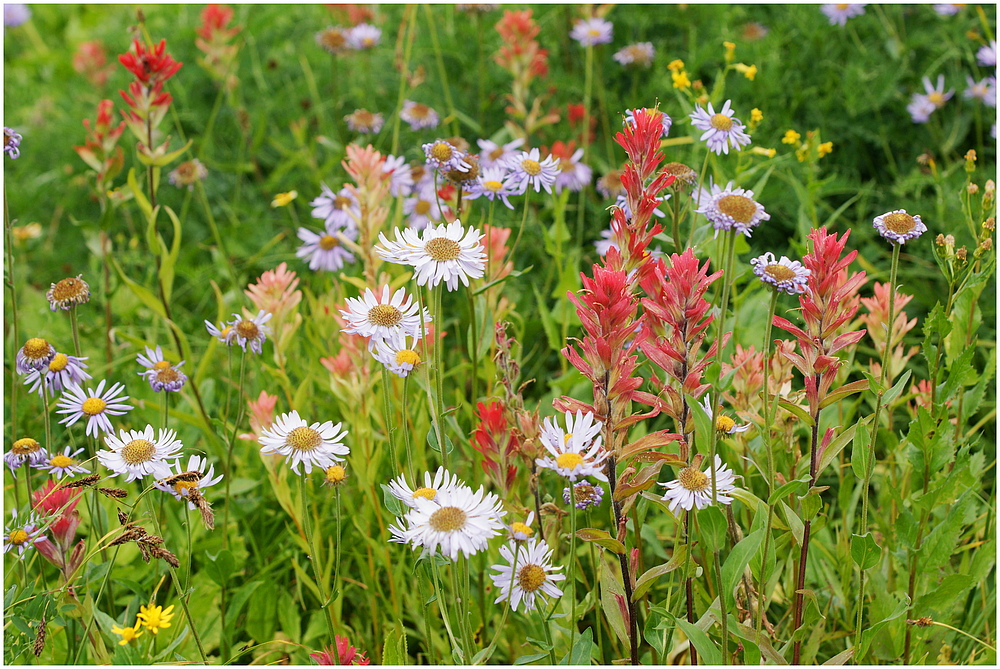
[[4, 4, 30, 28], [344, 109, 385, 134], [310, 183, 359, 232], [423, 139, 471, 174], [977, 40, 996, 67], [506, 148, 560, 194], [205, 319, 234, 345], [3, 510, 44, 557], [400, 100, 440, 131], [554, 148, 592, 194], [821, 4, 866, 26], [963, 75, 996, 107], [229, 310, 273, 354], [297, 220, 358, 272], [570, 17, 613, 47], [154, 454, 225, 509], [464, 166, 519, 209], [921, 74, 954, 108], [404, 183, 445, 231], [689, 100, 752, 155], [477, 137, 525, 170], [56, 380, 134, 438], [383, 154, 415, 196], [136, 345, 188, 393], [5, 438, 47, 472], [932, 4, 963, 15], [750, 252, 811, 295], [23, 352, 91, 397], [624, 108, 672, 137], [563, 480, 605, 510], [16, 338, 56, 375], [4, 127, 23, 159], [696, 181, 770, 238], [613, 42, 655, 68], [873, 209, 927, 245], [346, 23, 381, 50], [907, 94, 937, 123]]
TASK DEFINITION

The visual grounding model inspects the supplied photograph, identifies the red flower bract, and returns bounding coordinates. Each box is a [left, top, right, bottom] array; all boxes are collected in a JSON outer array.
[[118, 39, 182, 87], [310, 635, 371, 665]]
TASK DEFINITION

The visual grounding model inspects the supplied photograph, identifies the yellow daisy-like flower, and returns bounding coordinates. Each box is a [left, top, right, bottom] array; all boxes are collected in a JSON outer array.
[[782, 129, 801, 145], [136, 603, 175, 635], [110, 620, 144, 645], [271, 190, 298, 208], [671, 70, 691, 90], [750, 108, 764, 123], [817, 141, 834, 158]]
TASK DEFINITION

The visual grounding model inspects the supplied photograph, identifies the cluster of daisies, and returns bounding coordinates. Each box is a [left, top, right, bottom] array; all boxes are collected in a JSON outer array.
[[315, 23, 381, 55]]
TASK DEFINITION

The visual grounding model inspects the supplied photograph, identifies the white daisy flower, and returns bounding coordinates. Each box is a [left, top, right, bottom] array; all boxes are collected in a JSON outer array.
[[689, 100, 752, 155], [535, 410, 610, 482], [98, 425, 184, 483], [698, 396, 752, 435], [387, 467, 465, 509], [3, 509, 45, 556], [750, 252, 811, 295], [56, 380, 134, 438], [32, 446, 90, 479], [136, 345, 187, 393], [554, 148, 593, 194], [465, 166, 519, 209], [258, 410, 350, 475], [393, 485, 506, 560], [376, 219, 487, 291], [4, 437, 47, 472], [230, 310, 273, 354], [873, 209, 927, 245], [341, 285, 429, 350], [383, 154, 415, 197], [477, 137, 525, 170], [23, 351, 91, 397], [16, 337, 56, 375], [660, 455, 738, 513], [490, 537, 566, 612], [371, 333, 423, 377], [506, 148, 560, 195], [297, 221, 358, 272], [346, 23, 381, 50], [154, 454, 225, 509], [696, 181, 770, 238]]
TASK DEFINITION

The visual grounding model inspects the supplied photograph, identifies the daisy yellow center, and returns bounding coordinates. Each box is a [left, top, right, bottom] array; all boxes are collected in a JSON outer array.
[[156, 368, 180, 384], [50, 455, 74, 468], [12, 438, 40, 455], [483, 180, 503, 192], [429, 506, 467, 532], [430, 142, 454, 162], [23, 338, 50, 360], [521, 159, 542, 176], [235, 320, 260, 340], [928, 92, 945, 105], [410, 104, 430, 119], [319, 235, 339, 250], [172, 480, 198, 495], [325, 465, 346, 484], [710, 113, 733, 131], [517, 563, 546, 592], [489, 146, 505, 160], [8, 529, 28, 545], [412, 487, 437, 500], [368, 304, 403, 327], [425, 237, 462, 262], [153, 360, 171, 371], [362, 36, 375, 47], [49, 353, 69, 372], [511, 522, 534, 537], [415, 200, 432, 216], [882, 212, 916, 234], [836, 4, 848, 10], [51, 278, 87, 301], [678, 466, 709, 492], [320, 30, 346, 50], [122, 439, 156, 465], [556, 452, 584, 471], [717, 194, 757, 224], [81, 397, 107, 416], [717, 416, 736, 433], [764, 264, 796, 282], [558, 159, 575, 173], [286, 426, 322, 452], [588, 28, 602, 37], [219, 326, 232, 338], [334, 196, 352, 210], [351, 110, 374, 125], [396, 349, 420, 366]]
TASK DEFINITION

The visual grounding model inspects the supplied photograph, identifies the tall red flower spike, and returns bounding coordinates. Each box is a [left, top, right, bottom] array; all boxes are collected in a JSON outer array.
[[471, 401, 518, 494]]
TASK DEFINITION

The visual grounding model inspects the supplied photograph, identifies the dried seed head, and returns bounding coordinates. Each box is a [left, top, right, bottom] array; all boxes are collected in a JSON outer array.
[[33, 615, 46, 657], [117, 511, 130, 525], [151, 546, 180, 568], [64, 473, 101, 489], [98, 488, 129, 499]]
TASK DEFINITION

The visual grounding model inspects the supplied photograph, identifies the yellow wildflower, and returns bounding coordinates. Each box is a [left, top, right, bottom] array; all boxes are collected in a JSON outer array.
[[817, 142, 833, 158], [136, 603, 175, 635], [751, 108, 763, 123], [795, 146, 809, 163], [723, 41, 736, 62], [782, 129, 801, 145], [751, 147, 777, 158], [735, 63, 758, 81], [271, 191, 298, 208], [324, 465, 348, 487], [667, 59, 685, 72], [110, 620, 143, 646], [671, 70, 691, 90]]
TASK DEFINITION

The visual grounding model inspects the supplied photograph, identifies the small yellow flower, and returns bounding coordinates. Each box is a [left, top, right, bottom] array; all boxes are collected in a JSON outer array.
[[110, 620, 144, 646], [795, 146, 809, 163], [723, 41, 736, 62], [667, 59, 685, 72], [271, 191, 298, 208], [817, 141, 833, 158], [751, 147, 777, 158], [751, 108, 763, 123], [735, 63, 757, 81], [324, 464, 347, 487], [671, 70, 691, 90], [136, 603, 175, 635], [782, 129, 801, 145]]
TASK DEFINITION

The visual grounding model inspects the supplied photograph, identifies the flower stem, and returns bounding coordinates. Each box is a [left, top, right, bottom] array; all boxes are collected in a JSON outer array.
[[792, 407, 821, 664], [754, 289, 779, 639], [69, 306, 82, 358], [536, 604, 557, 665], [423, 5, 458, 137], [467, 289, 479, 408], [299, 474, 340, 663], [381, 367, 399, 471], [222, 349, 247, 549], [431, 558, 462, 661], [401, 376, 415, 481], [506, 188, 531, 266], [568, 493, 578, 659], [477, 542, 521, 664], [4, 183, 20, 444], [684, 509, 698, 666]]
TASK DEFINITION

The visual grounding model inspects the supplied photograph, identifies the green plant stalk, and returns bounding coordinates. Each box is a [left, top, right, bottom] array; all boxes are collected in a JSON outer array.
[[506, 188, 532, 266], [417, 284, 444, 472], [5, 183, 20, 443], [688, 150, 713, 249], [69, 306, 82, 358], [467, 289, 479, 409], [432, 287, 448, 470], [401, 375, 415, 481], [754, 289, 780, 639], [298, 474, 341, 663], [222, 349, 248, 550], [431, 558, 462, 662], [423, 5, 458, 137], [582, 43, 594, 161], [390, 6, 418, 155], [161, 392, 169, 431], [684, 508, 698, 666], [477, 542, 521, 664], [569, 493, 578, 659], [792, 405, 821, 665], [606, 454, 640, 664], [536, 604, 557, 665], [194, 180, 239, 290], [382, 367, 399, 472]]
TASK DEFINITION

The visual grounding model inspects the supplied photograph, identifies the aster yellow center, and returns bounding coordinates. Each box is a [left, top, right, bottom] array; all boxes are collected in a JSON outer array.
[[122, 439, 156, 465], [836, 4, 848, 10], [556, 452, 584, 471], [521, 159, 542, 176], [717, 416, 736, 433], [678, 466, 709, 492], [429, 506, 467, 532], [425, 237, 462, 262], [882, 212, 916, 234], [517, 563, 546, 592], [368, 304, 403, 327], [412, 487, 437, 500], [351, 110, 374, 125], [319, 235, 339, 250], [928, 92, 945, 105], [396, 349, 420, 366], [511, 522, 533, 537], [12, 438, 40, 455], [286, 426, 322, 452], [235, 320, 259, 340], [764, 264, 796, 282], [156, 368, 180, 384], [717, 194, 757, 224], [23, 338, 50, 360], [483, 180, 503, 192], [430, 142, 454, 162], [320, 30, 346, 50], [50, 455, 74, 468], [49, 353, 69, 372], [710, 113, 733, 131], [334, 195, 352, 210], [51, 278, 87, 301], [153, 360, 171, 371], [81, 397, 107, 416], [172, 480, 198, 495], [8, 529, 28, 545], [489, 146, 505, 160], [410, 104, 430, 119], [325, 465, 346, 484], [415, 200, 432, 216]]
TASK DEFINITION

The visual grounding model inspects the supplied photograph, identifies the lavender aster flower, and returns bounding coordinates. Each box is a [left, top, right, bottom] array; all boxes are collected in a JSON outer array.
[[563, 480, 605, 510], [873, 209, 927, 245], [696, 181, 770, 237], [423, 139, 471, 174], [977, 40, 996, 67], [750, 252, 811, 295], [346, 23, 381, 50], [3, 4, 30, 28], [820, 4, 866, 26], [963, 76, 996, 107], [4, 127, 22, 159], [383, 154, 415, 196], [297, 221, 358, 272], [344, 109, 385, 134], [506, 148, 560, 194], [613, 42, 655, 68], [400, 100, 440, 131], [689, 100, 752, 155], [569, 17, 613, 46]]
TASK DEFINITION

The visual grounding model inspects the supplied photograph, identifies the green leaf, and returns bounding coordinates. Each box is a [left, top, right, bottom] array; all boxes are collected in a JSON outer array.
[[126, 167, 153, 220], [576, 528, 626, 554], [558, 626, 594, 665], [882, 369, 912, 407], [675, 617, 721, 666], [777, 399, 815, 426], [513, 652, 551, 665], [698, 506, 727, 553], [159, 206, 184, 303], [599, 560, 629, 644], [819, 379, 870, 409], [817, 422, 858, 478], [857, 596, 908, 661], [721, 530, 764, 611], [822, 648, 855, 664], [768, 477, 810, 505], [203, 548, 236, 587], [225, 580, 263, 628], [850, 533, 881, 570], [533, 285, 561, 353], [633, 545, 687, 601], [112, 258, 166, 318], [381, 483, 405, 516], [780, 500, 804, 546], [277, 590, 301, 640], [939, 344, 976, 404], [850, 419, 873, 481], [382, 624, 407, 665]]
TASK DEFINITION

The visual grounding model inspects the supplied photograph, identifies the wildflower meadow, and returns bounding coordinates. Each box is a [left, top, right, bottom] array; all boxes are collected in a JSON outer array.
[[3, 3, 997, 666]]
